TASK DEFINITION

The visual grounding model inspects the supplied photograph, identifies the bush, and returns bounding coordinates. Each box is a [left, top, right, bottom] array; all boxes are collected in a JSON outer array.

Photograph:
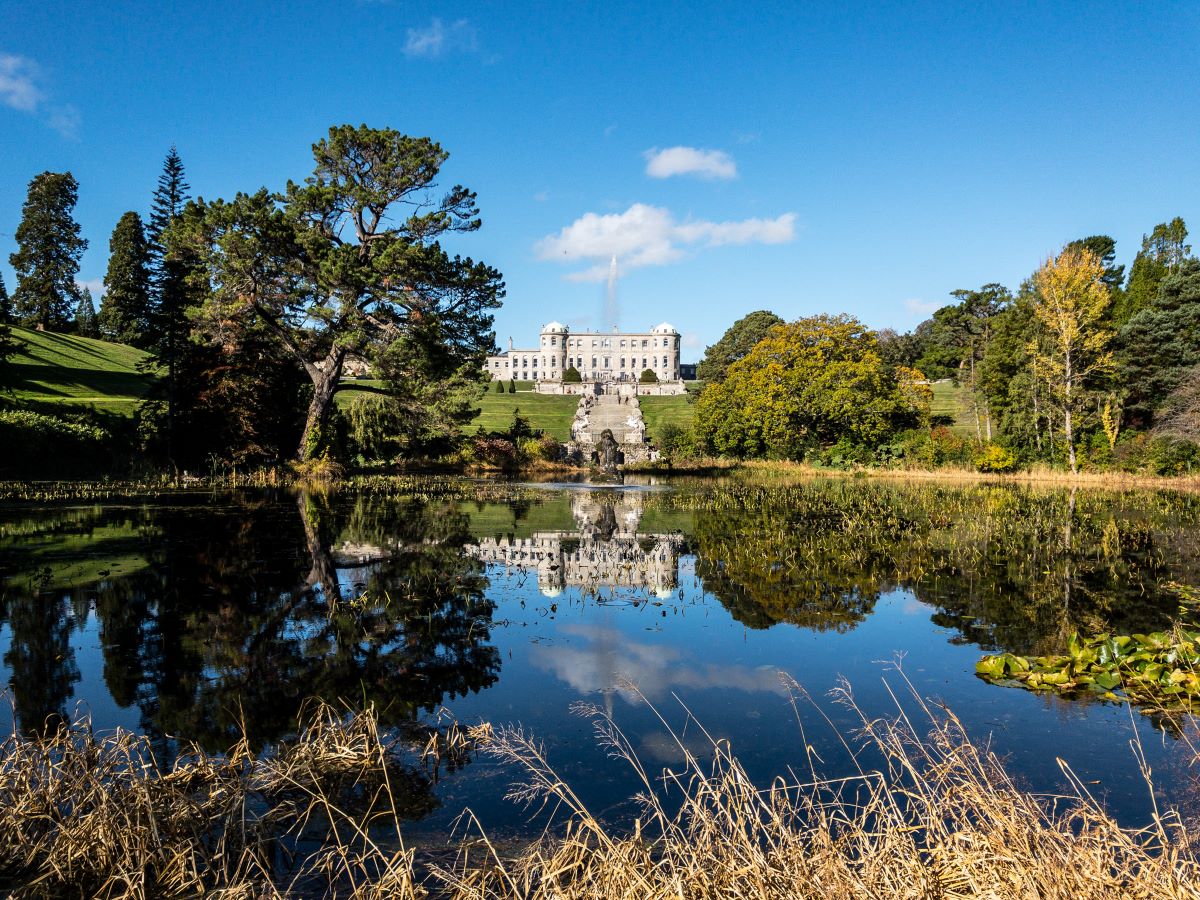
[[655, 422, 694, 457], [523, 434, 563, 462], [0, 408, 111, 477], [1144, 436, 1200, 476], [470, 436, 518, 468], [507, 379, 516, 394], [562, 366, 582, 384], [494, 379, 505, 393], [974, 442, 1018, 473], [639, 368, 658, 384]]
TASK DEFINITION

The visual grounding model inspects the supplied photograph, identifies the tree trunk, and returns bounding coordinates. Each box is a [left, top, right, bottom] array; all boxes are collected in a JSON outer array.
[[297, 347, 346, 461], [1064, 349, 1077, 474]]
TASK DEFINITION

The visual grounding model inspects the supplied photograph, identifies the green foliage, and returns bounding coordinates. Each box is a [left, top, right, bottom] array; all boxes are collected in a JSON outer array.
[[562, 365, 582, 383], [639, 368, 658, 384], [696, 310, 783, 383], [1117, 259, 1200, 424], [1115, 217, 1191, 326], [494, 379, 505, 392], [0, 270, 10, 323], [654, 421, 695, 457], [73, 288, 99, 338], [507, 379, 516, 393], [177, 125, 504, 462], [99, 211, 153, 346], [522, 434, 563, 462], [0, 409, 110, 477], [507, 407, 534, 443], [9, 171, 87, 331], [974, 442, 1018, 473], [977, 627, 1200, 710], [695, 314, 921, 460]]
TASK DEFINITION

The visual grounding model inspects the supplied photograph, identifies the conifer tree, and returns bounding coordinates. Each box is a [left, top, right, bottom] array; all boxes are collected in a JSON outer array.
[[147, 146, 191, 358], [9, 171, 87, 331], [0, 270, 11, 323], [74, 287, 99, 338], [99, 211, 153, 344]]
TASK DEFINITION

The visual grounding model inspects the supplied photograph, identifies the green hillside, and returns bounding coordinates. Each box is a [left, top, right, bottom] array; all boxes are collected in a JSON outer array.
[[929, 380, 976, 436], [640, 394, 695, 438], [335, 379, 579, 441], [5, 327, 156, 416]]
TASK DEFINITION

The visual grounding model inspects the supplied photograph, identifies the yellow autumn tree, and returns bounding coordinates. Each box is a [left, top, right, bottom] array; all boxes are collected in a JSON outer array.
[[1028, 247, 1114, 473]]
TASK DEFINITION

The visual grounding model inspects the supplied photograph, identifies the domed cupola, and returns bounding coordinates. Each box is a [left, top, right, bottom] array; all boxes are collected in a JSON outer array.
[[541, 321, 569, 334], [651, 322, 677, 335]]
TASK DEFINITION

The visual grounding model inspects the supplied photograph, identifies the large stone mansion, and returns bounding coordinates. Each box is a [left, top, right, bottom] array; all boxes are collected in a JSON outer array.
[[485, 321, 685, 395]]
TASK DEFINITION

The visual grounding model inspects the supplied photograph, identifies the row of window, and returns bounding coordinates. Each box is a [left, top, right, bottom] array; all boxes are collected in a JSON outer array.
[[545, 336, 677, 349], [492, 355, 674, 369]]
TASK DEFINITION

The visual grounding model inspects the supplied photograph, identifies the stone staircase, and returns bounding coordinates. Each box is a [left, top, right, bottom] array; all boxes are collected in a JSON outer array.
[[569, 393, 654, 464]]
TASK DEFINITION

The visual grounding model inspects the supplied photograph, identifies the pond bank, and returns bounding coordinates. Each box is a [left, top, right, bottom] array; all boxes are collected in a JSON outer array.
[[4, 686, 1196, 898]]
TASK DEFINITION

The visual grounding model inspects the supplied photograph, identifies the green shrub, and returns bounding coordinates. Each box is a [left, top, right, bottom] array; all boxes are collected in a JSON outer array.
[[655, 422, 694, 457], [507, 379, 516, 394], [562, 366, 582, 384], [523, 434, 563, 462], [974, 442, 1019, 473], [1144, 436, 1200, 476], [0, 408, 111, 476], [494, 380, 505, 393], [639, 368, 658, 384]]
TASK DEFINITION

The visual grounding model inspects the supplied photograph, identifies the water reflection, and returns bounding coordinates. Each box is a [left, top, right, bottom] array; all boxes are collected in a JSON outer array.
[[467, 491, 683, 598], [0, 492, 500, 750]]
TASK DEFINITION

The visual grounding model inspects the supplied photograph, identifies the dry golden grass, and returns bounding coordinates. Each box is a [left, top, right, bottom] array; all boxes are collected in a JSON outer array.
[[2, 680, 1199, 898]]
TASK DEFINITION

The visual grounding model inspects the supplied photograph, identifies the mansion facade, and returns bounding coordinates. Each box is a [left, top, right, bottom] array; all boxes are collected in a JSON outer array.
[[485, 321, 683, 393]]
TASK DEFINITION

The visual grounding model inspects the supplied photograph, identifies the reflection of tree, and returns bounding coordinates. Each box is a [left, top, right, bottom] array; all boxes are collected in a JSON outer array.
[[691, 488, 890, 632], [3, 589, 80, 732], [685, 481, 1188, 650]]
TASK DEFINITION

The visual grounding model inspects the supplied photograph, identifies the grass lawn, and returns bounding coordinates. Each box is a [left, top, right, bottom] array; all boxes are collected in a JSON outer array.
[[6, 327, 156, 416], [336, 379, 579, 441], [639, 394, 695, 439], [929, 380, 977, 436], [470, 391, 578, 440]]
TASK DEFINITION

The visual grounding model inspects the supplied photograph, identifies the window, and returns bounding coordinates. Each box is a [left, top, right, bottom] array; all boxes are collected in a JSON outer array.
[[532, 357, 538, 367], [604, 357, 610, 368], [592, 357, 597, 368], [662, 356, 668, 367], [641, 339, 647, 348], [591, 339, 597, 348], [620, 357, 626, 368], [642, 358, 647, 369], [620, 340, 626, 348], [551, 336, 557, 346], [522, 357, 528, 367]]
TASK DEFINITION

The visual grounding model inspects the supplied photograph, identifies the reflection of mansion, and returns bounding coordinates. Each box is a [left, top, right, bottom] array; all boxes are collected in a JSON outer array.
[[468, 493, 683, 598], [485, 322, 686, 395]]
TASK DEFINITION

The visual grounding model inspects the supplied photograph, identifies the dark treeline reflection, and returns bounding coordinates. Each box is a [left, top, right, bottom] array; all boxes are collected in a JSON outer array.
[[678, 480, 1200, 654], [0, 491, 499, 750]]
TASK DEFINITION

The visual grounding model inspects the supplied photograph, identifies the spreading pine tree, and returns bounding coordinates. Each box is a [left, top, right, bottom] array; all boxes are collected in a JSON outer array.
[[9, 171, 87, 331], [99, 211, 153, 345], [74, 287, 99, 338]]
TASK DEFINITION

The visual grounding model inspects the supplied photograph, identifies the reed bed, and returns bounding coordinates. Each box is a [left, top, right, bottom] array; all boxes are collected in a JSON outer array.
[[2, 681, 1199, 898]]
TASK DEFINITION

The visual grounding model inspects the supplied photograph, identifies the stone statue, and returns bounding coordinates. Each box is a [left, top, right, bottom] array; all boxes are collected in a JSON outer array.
[[593, 428, 623, 473]]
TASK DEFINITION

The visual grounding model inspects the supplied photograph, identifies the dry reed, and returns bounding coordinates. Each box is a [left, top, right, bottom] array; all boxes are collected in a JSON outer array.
[[2, 678, 1199, 898]]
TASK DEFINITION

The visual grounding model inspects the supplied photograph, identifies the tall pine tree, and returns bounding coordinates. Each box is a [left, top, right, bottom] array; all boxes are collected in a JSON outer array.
[[9, 171, 87, 331], [146, 147, 193, 463], [99, 211, 153, 344]]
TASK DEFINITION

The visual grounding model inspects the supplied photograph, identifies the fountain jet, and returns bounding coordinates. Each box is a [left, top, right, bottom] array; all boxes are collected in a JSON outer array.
[[604, 255, 619, 330]]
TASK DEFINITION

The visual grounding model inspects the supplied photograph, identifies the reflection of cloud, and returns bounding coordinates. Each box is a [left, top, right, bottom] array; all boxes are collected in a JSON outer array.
[[530, 623, 787, 704], [638, 729, 724, 764]]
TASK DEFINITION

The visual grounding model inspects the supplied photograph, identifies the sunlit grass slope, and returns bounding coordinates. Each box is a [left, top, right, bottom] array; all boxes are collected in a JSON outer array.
[[930, 379, 976, 435], [6, 327, 156, 416]]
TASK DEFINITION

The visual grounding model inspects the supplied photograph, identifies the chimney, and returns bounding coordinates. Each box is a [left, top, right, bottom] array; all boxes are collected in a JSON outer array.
[[508, 336, 514, 351]]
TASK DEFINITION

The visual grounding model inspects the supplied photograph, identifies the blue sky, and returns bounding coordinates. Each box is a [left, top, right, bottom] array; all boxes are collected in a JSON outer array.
[[2, 1, 1198, 359]]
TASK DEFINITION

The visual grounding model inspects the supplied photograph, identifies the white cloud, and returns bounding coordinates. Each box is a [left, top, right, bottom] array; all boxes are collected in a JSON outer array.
[[403, 18, 477, 58], [904, 298, 940, 317], [644, 146, 737, 180], [0, 53, 42, 110], [536, 202, 796, 281], [0, 52, 78, 137], [76, 279, 105, 299]]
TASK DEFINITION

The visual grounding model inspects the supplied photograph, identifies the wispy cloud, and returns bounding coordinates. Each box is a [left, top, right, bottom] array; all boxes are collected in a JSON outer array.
[[536, 202, 795, 282], [644, 146, 737, 180], [904, 298, 940, 318], [403, 18, 477, 58], [0, 52, 79, 137], [0, 53, 42, 110]]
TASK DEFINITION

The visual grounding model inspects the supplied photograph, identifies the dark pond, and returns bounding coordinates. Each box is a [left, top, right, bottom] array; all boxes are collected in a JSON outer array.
[[3, 475, 1200, 845]]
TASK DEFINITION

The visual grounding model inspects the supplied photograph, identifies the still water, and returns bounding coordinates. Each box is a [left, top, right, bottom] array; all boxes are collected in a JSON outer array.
[[2, 475, 1200, 842]]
